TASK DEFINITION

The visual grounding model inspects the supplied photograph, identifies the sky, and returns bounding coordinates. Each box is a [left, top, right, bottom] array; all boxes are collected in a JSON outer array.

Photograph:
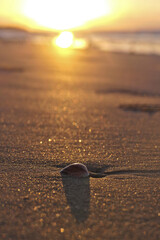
[[0, 0, 160, 31]]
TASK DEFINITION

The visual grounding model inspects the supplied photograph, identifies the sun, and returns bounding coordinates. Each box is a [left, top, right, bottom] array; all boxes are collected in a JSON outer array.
[[55, 32, 74, 48], [22, 0, 111, 30]]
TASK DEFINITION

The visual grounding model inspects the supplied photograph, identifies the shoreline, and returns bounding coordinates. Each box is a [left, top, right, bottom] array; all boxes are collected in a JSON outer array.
[[1, 38, 160, 58]]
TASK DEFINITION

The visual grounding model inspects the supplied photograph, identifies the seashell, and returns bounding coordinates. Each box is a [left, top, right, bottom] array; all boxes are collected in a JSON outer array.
[[60, 163, 89, 178]]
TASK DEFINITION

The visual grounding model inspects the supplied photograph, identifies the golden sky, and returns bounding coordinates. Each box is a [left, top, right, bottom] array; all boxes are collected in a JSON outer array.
[[0, 0, 160, 31]]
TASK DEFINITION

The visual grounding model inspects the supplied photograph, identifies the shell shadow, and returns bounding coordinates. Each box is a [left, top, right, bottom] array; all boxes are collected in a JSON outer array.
[[62, 176, 90, 223], [105, 169, 160, 176]]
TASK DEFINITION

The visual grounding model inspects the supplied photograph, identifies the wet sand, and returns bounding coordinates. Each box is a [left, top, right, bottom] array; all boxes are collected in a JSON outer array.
[[0, 42, 160, 240]]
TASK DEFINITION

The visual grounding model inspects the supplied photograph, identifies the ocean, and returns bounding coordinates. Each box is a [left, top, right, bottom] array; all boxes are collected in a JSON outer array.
[[0, 28, 160, 56]]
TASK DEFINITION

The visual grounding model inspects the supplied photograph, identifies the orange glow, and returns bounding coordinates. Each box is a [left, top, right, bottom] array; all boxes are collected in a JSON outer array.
[[55, 32, 74, 48], [22, 0, 111, 30], [1, 1, 159, 32], [73, 39, 88, 49], [54, 32, 88, 49]]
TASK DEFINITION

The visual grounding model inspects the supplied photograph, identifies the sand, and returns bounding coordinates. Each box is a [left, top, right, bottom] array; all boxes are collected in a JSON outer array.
[[0, 42, 160, 240]]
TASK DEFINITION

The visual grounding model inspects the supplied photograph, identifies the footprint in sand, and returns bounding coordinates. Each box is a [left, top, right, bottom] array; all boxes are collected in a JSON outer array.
[[96, 88, 160, 97], [119, 103, 160, 114], [0, 66, 24, 73]]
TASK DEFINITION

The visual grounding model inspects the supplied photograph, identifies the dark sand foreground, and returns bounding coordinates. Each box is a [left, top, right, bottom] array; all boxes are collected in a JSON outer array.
[[0, 42, 160, 240]]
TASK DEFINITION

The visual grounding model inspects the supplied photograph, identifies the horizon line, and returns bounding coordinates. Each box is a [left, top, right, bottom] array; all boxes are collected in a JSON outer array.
[[1, 25, 160, 33]]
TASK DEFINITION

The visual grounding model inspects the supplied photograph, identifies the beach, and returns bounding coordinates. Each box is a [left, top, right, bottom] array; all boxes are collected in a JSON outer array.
[[0, 42, 160, 240]]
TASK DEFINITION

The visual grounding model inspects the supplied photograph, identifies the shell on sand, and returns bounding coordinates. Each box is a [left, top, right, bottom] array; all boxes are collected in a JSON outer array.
[[60, 163, 89, 177]]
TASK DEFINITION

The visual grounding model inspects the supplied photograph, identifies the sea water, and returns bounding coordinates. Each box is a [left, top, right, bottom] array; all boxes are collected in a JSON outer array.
[[0, 28, 160, 56], [89, 31, 160, 55]]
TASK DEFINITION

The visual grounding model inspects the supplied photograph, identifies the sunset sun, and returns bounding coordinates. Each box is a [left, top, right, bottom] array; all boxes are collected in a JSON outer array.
[[22, 0, 111, 30]]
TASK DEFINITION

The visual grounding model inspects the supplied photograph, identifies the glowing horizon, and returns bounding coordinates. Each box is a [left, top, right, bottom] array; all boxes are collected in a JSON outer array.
[[21, 0, 111, 31], [0, 0, 160, 31]]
